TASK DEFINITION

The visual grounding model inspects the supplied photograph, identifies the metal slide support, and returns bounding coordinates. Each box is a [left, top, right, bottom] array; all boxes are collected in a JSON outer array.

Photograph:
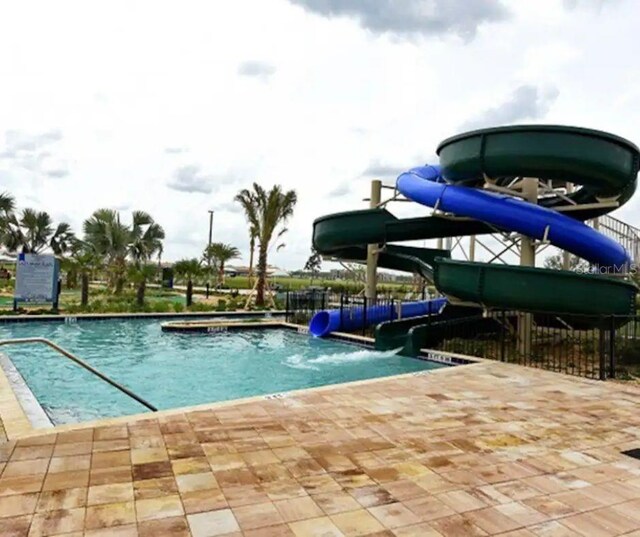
[[518, 178, 538, 357], [0, 338, 157, 412], [563, 183, 574, 269], [365, 180, 382, 300]]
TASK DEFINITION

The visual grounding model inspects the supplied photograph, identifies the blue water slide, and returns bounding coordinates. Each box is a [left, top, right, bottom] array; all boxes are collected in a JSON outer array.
[[397, 165, 629, 269], [309, 297, 447, 337]]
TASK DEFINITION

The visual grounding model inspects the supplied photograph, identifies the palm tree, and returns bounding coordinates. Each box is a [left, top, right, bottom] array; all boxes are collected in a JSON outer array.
[[235, 190, 259, 285], [4, 208, 75, 255], [67, 242, 101, 307], [203, 242, 240, 285], [83, 209, 130, 293], [128, 264, 157, 307], [83, 209, 164, 295], [129, 211, 165, 265], [128, 211, 165, 301], [235, 183, 297, 306], [173, 258, 201, 306], [0, 193, 15, 244]]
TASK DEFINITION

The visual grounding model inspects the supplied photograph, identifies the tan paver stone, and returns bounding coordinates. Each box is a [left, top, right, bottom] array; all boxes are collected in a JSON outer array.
[[187, 508, 240, 537], [36, 488, 87, 512], [138, 515, 191, 537], [0, 491, 38, 518], [135, 493, 184, 521], [288, 516, 345, 537], [29, 507, 85, 535], [330, 509, 385, 536], [274, 496, 323, 522], [368, 502, 421, 529], [233, 501, 284, 530], [85, 501, 135, 529], [87, 482, 134, 505]]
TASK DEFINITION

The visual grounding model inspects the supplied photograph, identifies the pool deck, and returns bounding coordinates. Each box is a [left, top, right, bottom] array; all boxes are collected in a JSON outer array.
[[0, 360, 640, 536]]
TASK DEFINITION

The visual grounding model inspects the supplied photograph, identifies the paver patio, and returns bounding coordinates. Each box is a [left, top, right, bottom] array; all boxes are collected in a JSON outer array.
[[1, 360, 640, 536]]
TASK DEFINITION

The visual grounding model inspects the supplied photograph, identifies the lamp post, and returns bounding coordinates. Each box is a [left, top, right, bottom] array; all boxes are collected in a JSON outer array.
[[207, 210, 214, 298], [208, 210, 214, 247]]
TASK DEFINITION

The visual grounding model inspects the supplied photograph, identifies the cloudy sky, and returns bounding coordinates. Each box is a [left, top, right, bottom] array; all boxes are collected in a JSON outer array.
[[1, 0, 639, 270]]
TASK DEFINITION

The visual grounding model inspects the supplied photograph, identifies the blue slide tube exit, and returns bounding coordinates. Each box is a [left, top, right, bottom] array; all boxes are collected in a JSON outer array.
[[309, 298, 447, 337]]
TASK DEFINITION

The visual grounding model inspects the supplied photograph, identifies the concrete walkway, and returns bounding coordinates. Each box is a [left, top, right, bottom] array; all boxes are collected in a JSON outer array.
[[1, 361, 640, 536]]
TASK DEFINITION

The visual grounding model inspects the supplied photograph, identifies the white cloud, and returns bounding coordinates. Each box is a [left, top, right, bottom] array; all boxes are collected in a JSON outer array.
[[238, 61, 277, 80], [461, 85, 560, 131], [166, 165, 214, 194], [288, 0, 511, 41], [0, 0, 637, 270]]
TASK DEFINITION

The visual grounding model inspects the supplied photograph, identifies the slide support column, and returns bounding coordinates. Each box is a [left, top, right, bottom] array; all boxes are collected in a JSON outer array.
[[518, 177, 538, 356], [562, 183, 574, 270], [366, 180, 382, 301]]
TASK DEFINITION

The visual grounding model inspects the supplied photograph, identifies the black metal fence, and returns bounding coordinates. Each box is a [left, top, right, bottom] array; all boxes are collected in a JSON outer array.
[[284, 290, 640, 380], [424, 311, 640, 380]]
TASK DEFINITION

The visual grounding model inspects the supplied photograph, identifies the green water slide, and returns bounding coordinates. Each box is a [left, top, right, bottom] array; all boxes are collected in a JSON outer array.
[[312, 125, 639, 351]]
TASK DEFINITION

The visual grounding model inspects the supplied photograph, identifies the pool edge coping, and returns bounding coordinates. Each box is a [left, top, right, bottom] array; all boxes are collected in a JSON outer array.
[[0, 310, 286, 323], [0, 351, 36, 439], [0, 321, 481, 440]]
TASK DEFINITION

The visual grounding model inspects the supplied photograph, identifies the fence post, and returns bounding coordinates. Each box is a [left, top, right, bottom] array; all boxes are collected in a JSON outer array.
[[609, 315, 616, 379], [339, 293, 344, 331], [285, 291, 289, 323], [389, 298, 394, 322], [321, 291, 326, 311], [598, 326, 606, 381]]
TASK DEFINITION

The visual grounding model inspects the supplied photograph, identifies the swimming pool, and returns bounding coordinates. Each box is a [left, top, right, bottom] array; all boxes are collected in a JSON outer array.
[[0, 319, 445, 425]]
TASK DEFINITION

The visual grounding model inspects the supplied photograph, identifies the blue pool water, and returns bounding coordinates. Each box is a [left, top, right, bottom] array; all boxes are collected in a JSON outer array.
[[0, 320, 445, 425]]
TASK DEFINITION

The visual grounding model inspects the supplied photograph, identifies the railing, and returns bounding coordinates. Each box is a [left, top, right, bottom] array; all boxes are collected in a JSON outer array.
[[0, 338, 157, 411], [590, 215, 640, 265], [425, 311, 640, 380]]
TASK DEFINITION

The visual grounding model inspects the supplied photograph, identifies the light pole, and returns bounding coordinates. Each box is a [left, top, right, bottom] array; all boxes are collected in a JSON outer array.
[[208, 210, 214, 247], [207, 210, 214, 297]]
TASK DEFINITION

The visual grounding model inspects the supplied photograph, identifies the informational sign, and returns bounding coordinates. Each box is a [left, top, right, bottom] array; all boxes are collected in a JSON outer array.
[[14, 254, 60, 304]]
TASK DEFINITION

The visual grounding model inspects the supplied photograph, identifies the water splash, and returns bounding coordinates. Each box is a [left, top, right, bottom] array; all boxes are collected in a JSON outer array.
[[282, 355, 320, 371], [307, 347, 403, 365]]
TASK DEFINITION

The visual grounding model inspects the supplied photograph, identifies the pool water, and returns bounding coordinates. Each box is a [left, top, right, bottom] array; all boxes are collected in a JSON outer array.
[[0, 320, 445, 425]]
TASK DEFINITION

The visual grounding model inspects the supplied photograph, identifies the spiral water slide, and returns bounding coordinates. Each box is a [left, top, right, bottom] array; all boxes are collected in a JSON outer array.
[[311, 125, 639, 351]]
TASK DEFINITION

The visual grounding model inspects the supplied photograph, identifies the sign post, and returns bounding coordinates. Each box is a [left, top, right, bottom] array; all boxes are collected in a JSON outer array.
[[14, 254, 60, 311]]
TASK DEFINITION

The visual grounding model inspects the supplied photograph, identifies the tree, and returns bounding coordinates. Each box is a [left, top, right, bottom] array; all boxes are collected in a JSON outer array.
[[83, 209, 130, 293], [4, 208, 75, 255], [544, 252, 589, 273], [173, 258, 201, 307], [0, 192, 15, 243], [128, 211, 165, 266], [235, 183, 297, 306], [234, 190, 260, 286], [128, 264, 157, 307], [304, 247, 322, 284], [69, 242, 101, 307], [83, 209, 164, 295], [203, 242, 240, 285]]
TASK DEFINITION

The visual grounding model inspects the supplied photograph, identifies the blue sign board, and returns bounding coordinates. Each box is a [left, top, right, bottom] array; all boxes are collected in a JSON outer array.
[[14, 254, 60, 304]]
